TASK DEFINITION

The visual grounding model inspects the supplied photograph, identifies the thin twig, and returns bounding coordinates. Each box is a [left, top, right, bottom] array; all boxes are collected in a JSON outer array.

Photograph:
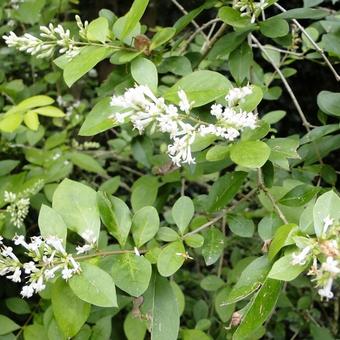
[[200, 23, 227, 60], [274, 3, 340, 82], [183, 187, 258, 238], [74, 248, 146, 261], [250, 44, 304, 57], [257, 169, 288, 224], [170, 0, 209, 41], [250, 34, 312, 131], [180, 18, 222, 53]]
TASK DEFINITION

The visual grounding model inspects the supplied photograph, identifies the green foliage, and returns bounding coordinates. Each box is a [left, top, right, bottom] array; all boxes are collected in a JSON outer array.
[[0, 0, 339, 339]]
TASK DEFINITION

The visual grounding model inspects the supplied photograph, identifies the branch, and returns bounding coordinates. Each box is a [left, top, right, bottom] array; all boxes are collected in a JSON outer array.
[[257, 169, 288, 224], [250, 34, 312, 131], [274, 2, 340, 82], [170, 0, 209, 41]]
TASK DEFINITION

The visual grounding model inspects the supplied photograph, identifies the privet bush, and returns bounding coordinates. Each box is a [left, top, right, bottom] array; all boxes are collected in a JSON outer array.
[[0, 0, 339, 339]]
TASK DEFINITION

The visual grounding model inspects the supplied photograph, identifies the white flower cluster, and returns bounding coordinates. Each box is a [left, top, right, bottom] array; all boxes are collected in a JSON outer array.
[[2, 180, 44, 228], [291, 216, 340, 300], [234, 0, 268, 23], [110, 84, 257, 166], [0, 229, 96, 299], [0, 234, 81, 298], [72, 139, 101, 151], [3, 22, 79, 59]]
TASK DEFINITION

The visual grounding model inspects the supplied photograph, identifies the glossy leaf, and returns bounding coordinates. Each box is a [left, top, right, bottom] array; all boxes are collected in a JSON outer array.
[[141, 273, 179, 340], [52, 179, 101, 239], [97, 191, 132, 246], [69, 262, 117, 307], [172, 196, 194, 235], [52, 279, 91, 338], [157, 240, 186, 277], [111, 253, 152, 297], [132, 206, 160, 247]]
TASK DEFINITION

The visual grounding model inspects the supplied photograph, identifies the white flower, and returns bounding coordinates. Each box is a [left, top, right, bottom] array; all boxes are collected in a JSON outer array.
[[13, 235, 28, 248], [210, 104, 223, 119], [321, 257, 340, 275], [23, 261, 38, 274], [21, 284, 34, 298], [61, 267, 74, 280], [225, 86, 252, 107], [45, 236, 66, 255], [178, 90, 193, 114], [4, 191, 16, 203], [76, 244, 93, 255], [318, 278, 334, 300], [168, 132, 196, 166], [31, 276, 46, 292], [323, 215, 334, 236], [81, 229, 97, 244], [291, 246, 311, 265], [7, 267, 21, 282]]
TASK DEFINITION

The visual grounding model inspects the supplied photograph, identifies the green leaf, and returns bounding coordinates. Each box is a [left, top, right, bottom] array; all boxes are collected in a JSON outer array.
[[121, 0, 149, 39], [131, 175, 158, 212], [201, 227, 224, 266], [279, 184, 319, 207], [0, 112, 24, 132], [157, 240, 186, 277], [268, 224, 297, 260], [230, 141, 271, 168], [52, 279, 91, 338], [262, 110, 286, 125], [131, 57, 158, 93], [124, 312, 147, 340], [172, 196, 194, 235], [86, 17, 109, 43], [218, 6, 251, 28], [99, 176, 121, 195], [317, 91, 340, 117], [268, 254, 307, 281], [206, 145, 229, 162], [97, 191, 132, 246], [69, 152, 106, 176], [24, 324, 48, 340], [164, 70, 232, 108], [0, 315, 20, 335], [132, 206, 160, 247], [0, 160, 19, 176], [184, 234, 204, 248], [229, 42, 253, 84], [63, 46, 113, 87], [227, 256, 271, 304], [111, 253, 152, 297], [182, 329, 211, 340], [233, 278, 282, 340], [200, 275, 224, 292], [206, 172, 247, 212], [227, 214, 255, 238], [52, 179, 101, 239], [274, 8, 327, 19], [14, 95, 54, 110], [110, 50, 142, 65], [267, 137, 299, 170], [259, 18, 289, 38], [24, 111, 39, 130], [33, 106, 65, 117], [38, 204, 67, 246], [215, 287, 235, 323], [157, 227, 179, 242], [313, 190, 340, 237], [79, 97, 118, 136], [5, 297, 30, 315], [69, 262, 117, 307], [141, 273, 179, 340], [150, 27, 176, 50]]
